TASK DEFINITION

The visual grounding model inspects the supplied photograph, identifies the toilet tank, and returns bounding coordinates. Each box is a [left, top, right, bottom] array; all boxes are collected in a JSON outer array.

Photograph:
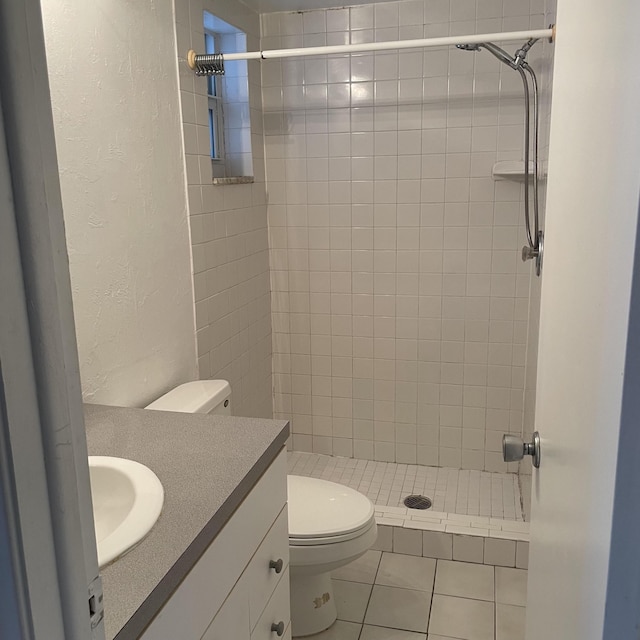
[[145, 380, 231, 415]]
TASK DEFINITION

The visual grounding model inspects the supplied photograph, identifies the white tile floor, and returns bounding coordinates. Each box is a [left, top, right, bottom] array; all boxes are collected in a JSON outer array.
[[303, 550, 528, 639], [288, 452, 524, 522]]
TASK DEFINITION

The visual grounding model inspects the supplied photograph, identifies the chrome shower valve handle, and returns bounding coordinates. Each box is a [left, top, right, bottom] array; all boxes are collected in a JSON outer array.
[[503, 432, 541, 468]]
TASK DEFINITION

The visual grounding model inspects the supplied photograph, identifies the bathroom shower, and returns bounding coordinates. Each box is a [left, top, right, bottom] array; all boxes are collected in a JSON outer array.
[[180, 15, 558, 503], [458, 39, 544, 275]]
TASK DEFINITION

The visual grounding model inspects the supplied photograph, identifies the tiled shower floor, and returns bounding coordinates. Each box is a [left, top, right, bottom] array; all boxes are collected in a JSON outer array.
[[287, 451, 524, 522]]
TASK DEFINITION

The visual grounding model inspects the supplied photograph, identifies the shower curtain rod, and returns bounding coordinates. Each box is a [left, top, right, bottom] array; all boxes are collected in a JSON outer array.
[[187, 26, 554, 75]]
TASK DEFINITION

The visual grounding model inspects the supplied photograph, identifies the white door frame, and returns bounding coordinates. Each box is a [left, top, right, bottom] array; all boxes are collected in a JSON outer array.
[[0, 86, 67, 640], [0, 0, 103, 638]]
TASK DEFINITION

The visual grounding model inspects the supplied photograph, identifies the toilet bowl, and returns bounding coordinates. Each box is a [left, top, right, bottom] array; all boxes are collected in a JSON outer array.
[[288, 475, 377, 637], [145, 381, 377, 638]]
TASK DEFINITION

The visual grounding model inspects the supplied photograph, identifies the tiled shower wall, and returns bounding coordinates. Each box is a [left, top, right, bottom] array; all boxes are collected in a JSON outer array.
[[264, 0, 549, 471], [174, 0, 272, 418]]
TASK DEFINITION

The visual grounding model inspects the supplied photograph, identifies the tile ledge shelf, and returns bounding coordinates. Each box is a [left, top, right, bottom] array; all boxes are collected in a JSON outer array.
[[212, 175, 254, 185], [492, 160, 548, 181]]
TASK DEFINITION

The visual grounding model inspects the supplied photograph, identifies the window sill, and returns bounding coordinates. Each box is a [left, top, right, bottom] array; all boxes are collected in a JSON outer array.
[[212, 176, 254, 186]]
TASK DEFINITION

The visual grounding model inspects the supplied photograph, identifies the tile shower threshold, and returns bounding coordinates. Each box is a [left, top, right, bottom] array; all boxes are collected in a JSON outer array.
[[372, 506, 529, 569], [374, 504, 529, 539], [287, 451, 524, 520], [288, 451, 529, 567]]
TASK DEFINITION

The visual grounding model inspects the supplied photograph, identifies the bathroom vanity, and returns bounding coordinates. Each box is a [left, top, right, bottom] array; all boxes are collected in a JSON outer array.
[[84, 405, 290, 640]]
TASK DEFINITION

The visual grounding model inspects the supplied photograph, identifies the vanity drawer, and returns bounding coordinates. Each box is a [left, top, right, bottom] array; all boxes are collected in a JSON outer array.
[[141, 449, 287, 640], [248, 505, 290, 630], [250, 567, 290, 640]]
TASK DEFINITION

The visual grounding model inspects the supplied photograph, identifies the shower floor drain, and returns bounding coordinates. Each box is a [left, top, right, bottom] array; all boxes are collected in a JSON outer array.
[[403, 495, 433, 510]]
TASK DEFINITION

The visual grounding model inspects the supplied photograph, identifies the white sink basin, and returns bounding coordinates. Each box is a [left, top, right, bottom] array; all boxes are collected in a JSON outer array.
[[88, 456, 164, 569]]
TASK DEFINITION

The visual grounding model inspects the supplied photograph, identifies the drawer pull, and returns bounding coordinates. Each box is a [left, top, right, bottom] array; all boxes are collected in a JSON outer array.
[[271, 621, 285, 636], [269, 558, 284, 574]]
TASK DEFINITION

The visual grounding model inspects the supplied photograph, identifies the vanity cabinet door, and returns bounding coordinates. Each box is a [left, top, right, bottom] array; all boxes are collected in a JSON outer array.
[[247, 505, 290, 631], [200, 574, 250, 640], [140, 450, 287, 640], [250, 567, 290, 640]]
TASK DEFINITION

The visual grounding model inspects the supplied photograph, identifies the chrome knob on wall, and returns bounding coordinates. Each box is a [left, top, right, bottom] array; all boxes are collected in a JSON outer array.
[[503, 431, 541, 468]]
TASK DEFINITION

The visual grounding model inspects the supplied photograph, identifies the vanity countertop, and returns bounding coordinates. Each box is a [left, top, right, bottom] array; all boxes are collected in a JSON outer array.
[[84, 404, 289, 640]]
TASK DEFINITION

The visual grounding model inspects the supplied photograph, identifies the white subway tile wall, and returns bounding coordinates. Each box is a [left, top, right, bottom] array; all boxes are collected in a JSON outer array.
[[264, 0, 553, 470], [175, 0, 272, 418]]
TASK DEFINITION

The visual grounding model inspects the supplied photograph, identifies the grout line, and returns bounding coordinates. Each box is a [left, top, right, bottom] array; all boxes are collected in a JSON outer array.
[[359, 551, 382, 631], [428, 559, 438, 636], [494, 563, 498, 640]]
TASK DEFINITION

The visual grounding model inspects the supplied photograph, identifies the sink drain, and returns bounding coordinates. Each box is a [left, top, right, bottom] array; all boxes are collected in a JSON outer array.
[[403, 494, 432, 510]]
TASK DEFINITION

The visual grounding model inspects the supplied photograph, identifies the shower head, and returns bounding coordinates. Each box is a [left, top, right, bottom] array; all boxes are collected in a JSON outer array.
[[478, 42, 519, 69], [456, 41, 517, 69], [457, 39, 540, 71]]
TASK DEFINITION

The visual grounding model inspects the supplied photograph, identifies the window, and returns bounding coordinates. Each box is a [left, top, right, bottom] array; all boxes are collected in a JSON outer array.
[[203, 12, 254, 183], [204, 30, 224, 163]]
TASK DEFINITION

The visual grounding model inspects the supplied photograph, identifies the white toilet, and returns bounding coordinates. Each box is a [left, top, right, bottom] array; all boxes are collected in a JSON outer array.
[[287, 475, 376, 636], [146, 380, 377, 637]]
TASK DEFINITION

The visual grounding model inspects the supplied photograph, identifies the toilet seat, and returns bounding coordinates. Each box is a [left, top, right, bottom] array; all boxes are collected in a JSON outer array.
[[287, 475, 375, 542], [289, 518, 377, 569], [290, 518, 376, 546]]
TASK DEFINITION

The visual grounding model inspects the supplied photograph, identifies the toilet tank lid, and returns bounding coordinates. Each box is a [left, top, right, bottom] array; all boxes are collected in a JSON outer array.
[[145, 380, 230, 414]]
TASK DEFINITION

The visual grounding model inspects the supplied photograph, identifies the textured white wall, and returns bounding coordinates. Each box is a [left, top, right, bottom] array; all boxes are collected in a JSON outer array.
[[42, 0, 198, 407]]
